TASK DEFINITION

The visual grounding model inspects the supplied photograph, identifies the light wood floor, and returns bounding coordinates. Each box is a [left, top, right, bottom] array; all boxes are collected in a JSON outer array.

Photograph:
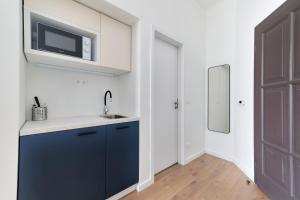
[[123, 154, 269, 200]]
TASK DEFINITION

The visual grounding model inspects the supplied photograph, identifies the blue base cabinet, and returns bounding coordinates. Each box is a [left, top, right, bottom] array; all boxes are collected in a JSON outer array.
[[18, 126, 107, 200], [18, 121, 139, 200], [106, 121, 139, 198]]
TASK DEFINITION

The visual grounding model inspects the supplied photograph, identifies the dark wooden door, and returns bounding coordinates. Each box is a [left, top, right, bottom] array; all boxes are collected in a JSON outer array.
[[255, 1, 300, 200]]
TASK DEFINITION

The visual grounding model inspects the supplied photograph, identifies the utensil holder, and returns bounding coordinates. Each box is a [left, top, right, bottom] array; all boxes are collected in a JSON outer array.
[[32, 106, 48, 121]]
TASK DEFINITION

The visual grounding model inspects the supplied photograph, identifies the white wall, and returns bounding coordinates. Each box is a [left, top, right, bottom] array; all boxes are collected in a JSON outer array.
[[26, 65, 120, 120], [233, 0, 286, 180], [204, 0, 236, 161], [117, 22, 140, 117], [106, 0, 206, 189], [0, 1, 25, 200], [205, 0, 286, 180]]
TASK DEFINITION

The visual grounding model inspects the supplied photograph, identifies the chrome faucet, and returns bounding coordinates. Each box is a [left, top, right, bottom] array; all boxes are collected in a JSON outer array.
[[104, 90, 112, 115]]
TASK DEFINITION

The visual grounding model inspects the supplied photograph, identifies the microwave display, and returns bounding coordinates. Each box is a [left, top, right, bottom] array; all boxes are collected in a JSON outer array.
[[35, 23, 91, 60]]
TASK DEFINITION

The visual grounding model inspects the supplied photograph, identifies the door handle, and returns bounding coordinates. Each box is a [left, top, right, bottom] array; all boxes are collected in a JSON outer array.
[[116, 126, 130, 130], [174, 99, 179, 110], [78, 131, 96, 136]]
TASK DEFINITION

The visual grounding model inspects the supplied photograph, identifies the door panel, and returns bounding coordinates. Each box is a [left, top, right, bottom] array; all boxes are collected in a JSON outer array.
[[263, 146, 290, 191], [294, 9, 300, 80], [255, 1, 300, 200], [263, 18, 290, 84], [153, 37, 178, 174], [18, 127, 106, 200], [100, 14, 131, 71], [294, 84, 300, 156], [263, 87, 289, 150], [106, 122, 139, 198], [295, 158, 300, 200]]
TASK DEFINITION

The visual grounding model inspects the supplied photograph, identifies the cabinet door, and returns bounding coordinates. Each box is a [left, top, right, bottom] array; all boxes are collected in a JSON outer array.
[[106, 121, 139, 198], [24, 0, 101, 32], [18, 126, 106, 200], [100, 14, 131, 71]]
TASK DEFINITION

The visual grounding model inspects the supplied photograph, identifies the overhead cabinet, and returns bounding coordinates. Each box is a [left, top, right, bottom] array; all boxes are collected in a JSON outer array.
[[23, 0, 133, 75], [100, 15, 132, 71], [24, 0, 101, 32]]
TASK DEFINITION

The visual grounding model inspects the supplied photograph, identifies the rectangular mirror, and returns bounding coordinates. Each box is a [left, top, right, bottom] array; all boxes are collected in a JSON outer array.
[[208, 64, 230, 134]]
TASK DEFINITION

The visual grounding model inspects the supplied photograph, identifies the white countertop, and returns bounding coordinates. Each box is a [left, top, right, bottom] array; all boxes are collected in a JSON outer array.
[[20, 115, 139, 136]]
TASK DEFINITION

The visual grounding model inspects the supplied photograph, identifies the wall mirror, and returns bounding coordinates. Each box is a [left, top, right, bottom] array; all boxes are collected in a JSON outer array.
[[208, 64, 230, 134]]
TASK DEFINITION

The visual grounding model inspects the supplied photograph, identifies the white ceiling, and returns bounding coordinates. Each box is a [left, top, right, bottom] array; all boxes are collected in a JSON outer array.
[[196, 0, 221, 9]]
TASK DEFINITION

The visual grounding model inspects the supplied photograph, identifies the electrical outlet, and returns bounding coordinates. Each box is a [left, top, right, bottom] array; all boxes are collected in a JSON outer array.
[[82, 80, 88, 85], [76, 80, 88, 85]]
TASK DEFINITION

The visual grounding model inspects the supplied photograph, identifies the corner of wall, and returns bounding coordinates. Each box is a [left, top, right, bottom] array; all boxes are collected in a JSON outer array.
[[137, 176, 154, 192], [185, 150, 205, 165]]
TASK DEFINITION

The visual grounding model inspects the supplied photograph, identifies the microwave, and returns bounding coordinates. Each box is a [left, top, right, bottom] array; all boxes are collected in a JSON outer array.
[[35, 23, 92, 60]]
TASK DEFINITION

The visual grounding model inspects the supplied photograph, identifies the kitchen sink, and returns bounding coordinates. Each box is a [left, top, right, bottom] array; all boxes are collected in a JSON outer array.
[[101, 114, 127, 119]]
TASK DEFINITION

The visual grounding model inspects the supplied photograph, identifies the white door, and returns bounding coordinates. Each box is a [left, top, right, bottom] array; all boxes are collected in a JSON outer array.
[[153, 37, 178, 174]]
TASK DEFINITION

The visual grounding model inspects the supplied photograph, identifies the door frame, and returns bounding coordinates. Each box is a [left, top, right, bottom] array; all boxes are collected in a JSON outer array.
[[149, 26, 185, 181]]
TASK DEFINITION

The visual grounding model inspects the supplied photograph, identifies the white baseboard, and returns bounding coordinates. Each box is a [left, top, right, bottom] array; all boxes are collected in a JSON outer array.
[[136, 151, 204, 193], [184, 150, 205, 165], [106, 184, 137, 200], [205, 150, 234, 162], [137, 177, 154, 192]]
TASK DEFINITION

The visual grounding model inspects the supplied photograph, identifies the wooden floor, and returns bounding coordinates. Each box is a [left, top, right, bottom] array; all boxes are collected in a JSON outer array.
[[123, 154, 269, 200]]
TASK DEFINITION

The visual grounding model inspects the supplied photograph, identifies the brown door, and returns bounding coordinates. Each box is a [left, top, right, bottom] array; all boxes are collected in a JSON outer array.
[[255, 1, 300, 200]]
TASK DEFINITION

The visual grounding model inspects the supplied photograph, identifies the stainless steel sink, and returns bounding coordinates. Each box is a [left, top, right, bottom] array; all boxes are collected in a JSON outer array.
[[101, 114, 127, 119]]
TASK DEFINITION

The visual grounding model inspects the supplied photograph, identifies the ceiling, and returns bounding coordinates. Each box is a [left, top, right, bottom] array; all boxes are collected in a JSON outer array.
[[196, 0, 221, 9]]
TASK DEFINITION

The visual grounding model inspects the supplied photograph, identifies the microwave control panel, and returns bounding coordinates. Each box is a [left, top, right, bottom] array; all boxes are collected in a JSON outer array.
[[82, 37, 92, 61]]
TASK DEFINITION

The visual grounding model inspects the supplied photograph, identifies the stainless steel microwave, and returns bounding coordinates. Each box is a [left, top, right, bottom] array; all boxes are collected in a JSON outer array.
[[36, 23, 92, 60]]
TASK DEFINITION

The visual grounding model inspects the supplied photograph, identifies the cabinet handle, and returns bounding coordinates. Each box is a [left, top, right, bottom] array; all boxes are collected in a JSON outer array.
[[116, 126, 130, 130], [78, 131, 96, 136]]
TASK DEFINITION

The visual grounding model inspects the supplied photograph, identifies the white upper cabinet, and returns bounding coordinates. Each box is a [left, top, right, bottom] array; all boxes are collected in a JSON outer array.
[[24, 0, 133, 75], [100, 15, 132, 72], [24, 0, 100, 33]]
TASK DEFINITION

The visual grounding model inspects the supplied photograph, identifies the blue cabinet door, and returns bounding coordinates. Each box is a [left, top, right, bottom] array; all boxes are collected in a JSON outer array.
[[106, 121, 139, 198], [18, 126, 106, 200]]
